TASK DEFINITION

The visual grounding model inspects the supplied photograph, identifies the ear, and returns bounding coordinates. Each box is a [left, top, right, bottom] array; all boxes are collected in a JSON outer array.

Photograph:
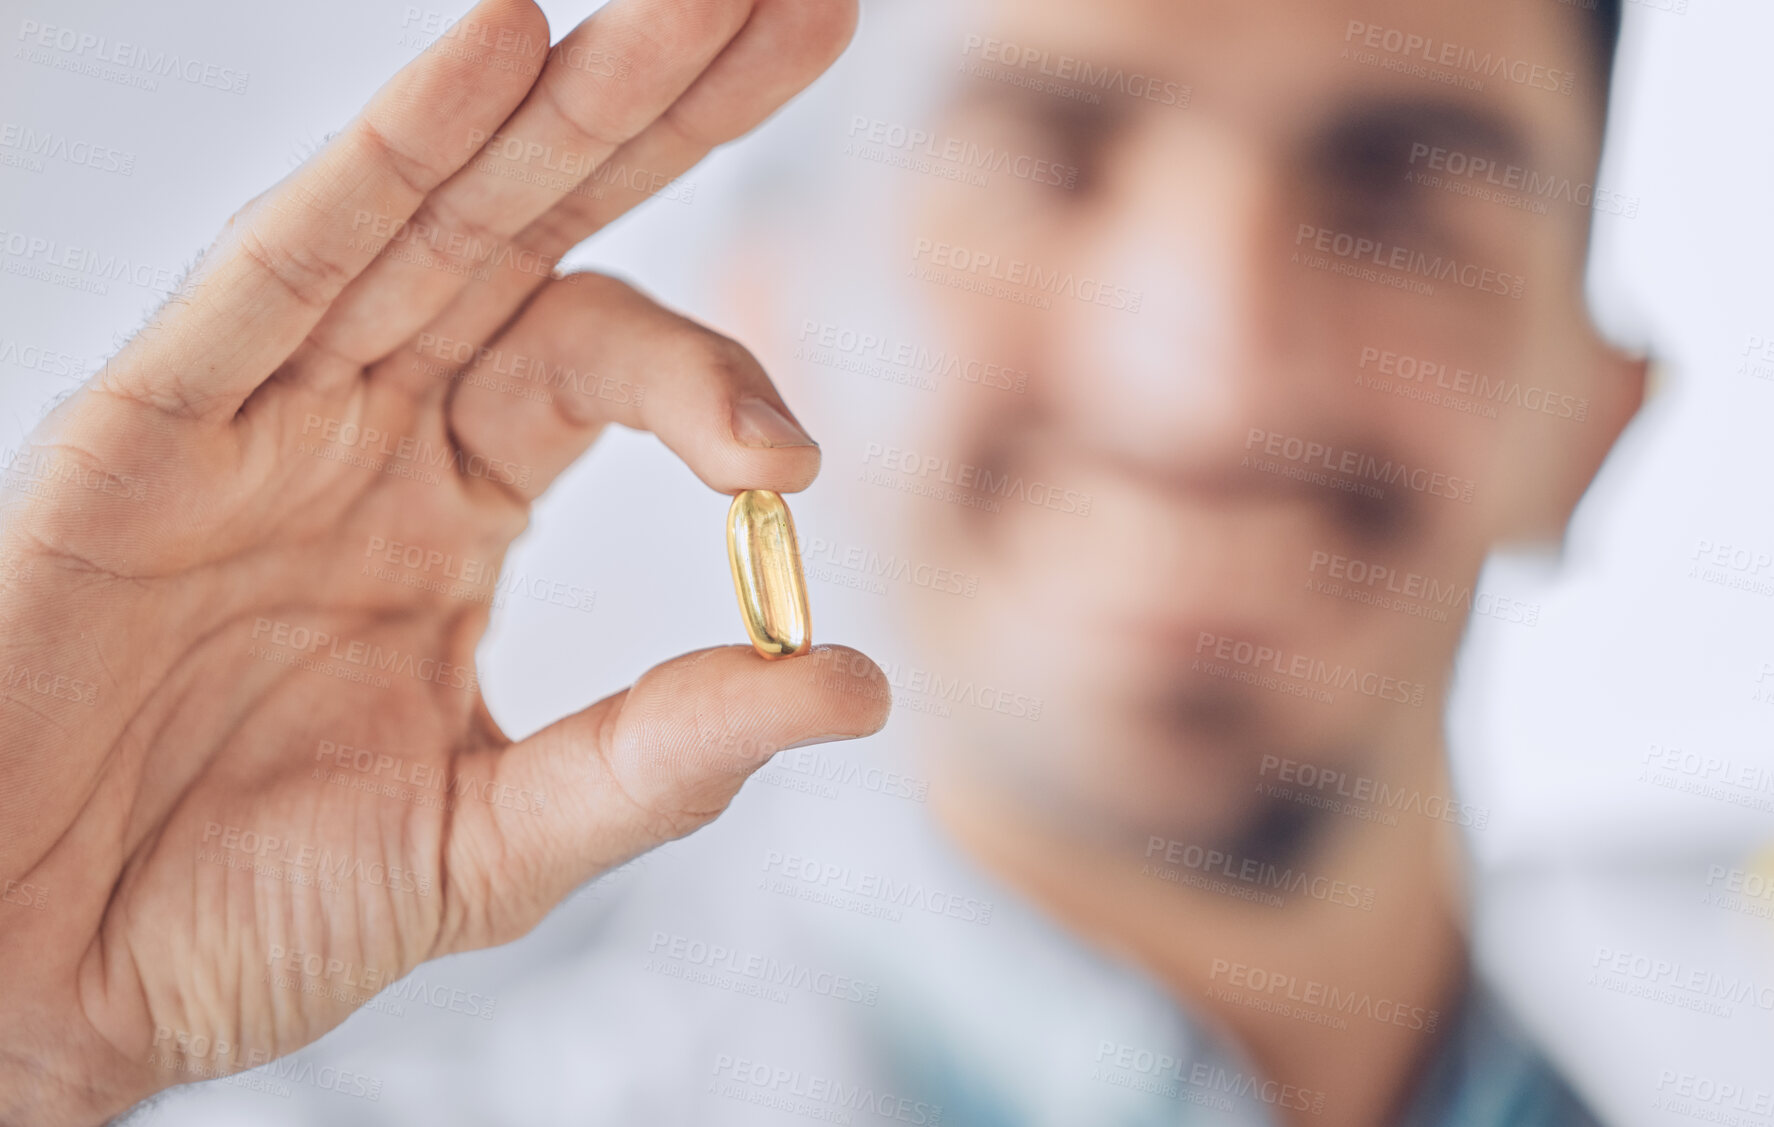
[[1509, 335, 1648, 545]]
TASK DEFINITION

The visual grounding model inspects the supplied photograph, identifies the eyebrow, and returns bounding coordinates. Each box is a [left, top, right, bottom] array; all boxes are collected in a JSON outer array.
[[1307, 97, 1535, 178], [947, 69, 1128, 137], [946, 72, 1539, 185]]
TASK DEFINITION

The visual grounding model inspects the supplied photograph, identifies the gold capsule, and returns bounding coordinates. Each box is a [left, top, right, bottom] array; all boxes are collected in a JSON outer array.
[[727, 489, 812, 660]]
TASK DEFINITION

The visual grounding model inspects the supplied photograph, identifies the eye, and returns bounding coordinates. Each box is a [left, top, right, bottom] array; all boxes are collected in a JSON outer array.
[[943, 88, 1118, 202], [1306, 102, 1533, 252], [1318, 125, 1434, 237]]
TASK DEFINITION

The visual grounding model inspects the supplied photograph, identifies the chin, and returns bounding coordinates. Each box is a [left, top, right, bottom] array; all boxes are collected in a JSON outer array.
[[952, 689, 1281, 854]]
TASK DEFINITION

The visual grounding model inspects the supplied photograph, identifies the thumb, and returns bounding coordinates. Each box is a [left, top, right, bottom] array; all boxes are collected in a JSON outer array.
[[435, 644, 891, 953]]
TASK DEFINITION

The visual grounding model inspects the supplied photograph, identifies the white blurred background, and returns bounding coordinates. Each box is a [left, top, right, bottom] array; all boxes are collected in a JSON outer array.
[[3, 0, 1773, 1123]]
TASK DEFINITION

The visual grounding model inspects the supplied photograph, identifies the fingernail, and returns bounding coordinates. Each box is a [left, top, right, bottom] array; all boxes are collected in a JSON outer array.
[[781, 732, 862, 751], [732, 396, 818, 449]]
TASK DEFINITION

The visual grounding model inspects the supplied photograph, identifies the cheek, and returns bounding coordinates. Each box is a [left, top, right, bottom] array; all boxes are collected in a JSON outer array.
[[912, 155, 1086, 328], [1344, 309, 1564, 533]]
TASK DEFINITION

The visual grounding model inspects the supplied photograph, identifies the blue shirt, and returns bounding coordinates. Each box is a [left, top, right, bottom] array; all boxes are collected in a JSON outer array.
[[826, 829, 1605, 1127]]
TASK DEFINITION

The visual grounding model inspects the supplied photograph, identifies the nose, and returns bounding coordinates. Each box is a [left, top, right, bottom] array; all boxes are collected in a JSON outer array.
[[1047, 121, 1333, 489]]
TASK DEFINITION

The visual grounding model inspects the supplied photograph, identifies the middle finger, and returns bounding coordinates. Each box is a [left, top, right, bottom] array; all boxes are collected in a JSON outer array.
[[306, 0, 758, 369]]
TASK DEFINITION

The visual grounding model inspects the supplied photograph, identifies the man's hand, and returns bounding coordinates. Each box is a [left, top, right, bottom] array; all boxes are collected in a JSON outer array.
[[0, 1, 885, 1122]]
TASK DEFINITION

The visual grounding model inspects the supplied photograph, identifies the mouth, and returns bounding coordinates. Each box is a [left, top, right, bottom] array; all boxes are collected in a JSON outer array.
[[969, 414, 1424, 554], [1325, 476, 1415, 545], [1150, 674, 1264, 747]]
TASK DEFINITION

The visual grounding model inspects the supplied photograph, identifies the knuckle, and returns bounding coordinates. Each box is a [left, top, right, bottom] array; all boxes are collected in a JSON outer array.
[[234, 220, 353, 312], [517, 204, 596, 263], [411, 194, 508, 267], [94, 368, 214, 420], [685, 331, 759, 386], [351, 116, 447, 200], [605, 739, 725, 841], [604, 663, 756, 835], [653, 103, 716, 154], [535, 71, 632, 153]]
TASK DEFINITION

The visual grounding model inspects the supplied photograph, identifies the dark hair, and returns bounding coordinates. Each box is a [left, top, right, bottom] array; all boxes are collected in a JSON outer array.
[[1585, 0, 1623, 88]]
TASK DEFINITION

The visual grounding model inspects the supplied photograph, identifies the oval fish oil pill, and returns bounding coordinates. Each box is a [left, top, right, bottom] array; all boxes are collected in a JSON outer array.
[[727, 489, 812, 659]]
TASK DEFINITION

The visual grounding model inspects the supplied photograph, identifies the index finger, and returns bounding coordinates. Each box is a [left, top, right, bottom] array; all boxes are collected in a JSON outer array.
[[99, 0, 550, 421]]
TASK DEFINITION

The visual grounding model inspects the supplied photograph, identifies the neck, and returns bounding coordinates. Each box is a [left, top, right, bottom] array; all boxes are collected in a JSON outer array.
[[930, 710, 1468, 1127]]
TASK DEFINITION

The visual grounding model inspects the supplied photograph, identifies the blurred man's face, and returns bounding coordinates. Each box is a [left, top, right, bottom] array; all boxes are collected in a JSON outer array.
[[904, 0, 1642, 852]]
